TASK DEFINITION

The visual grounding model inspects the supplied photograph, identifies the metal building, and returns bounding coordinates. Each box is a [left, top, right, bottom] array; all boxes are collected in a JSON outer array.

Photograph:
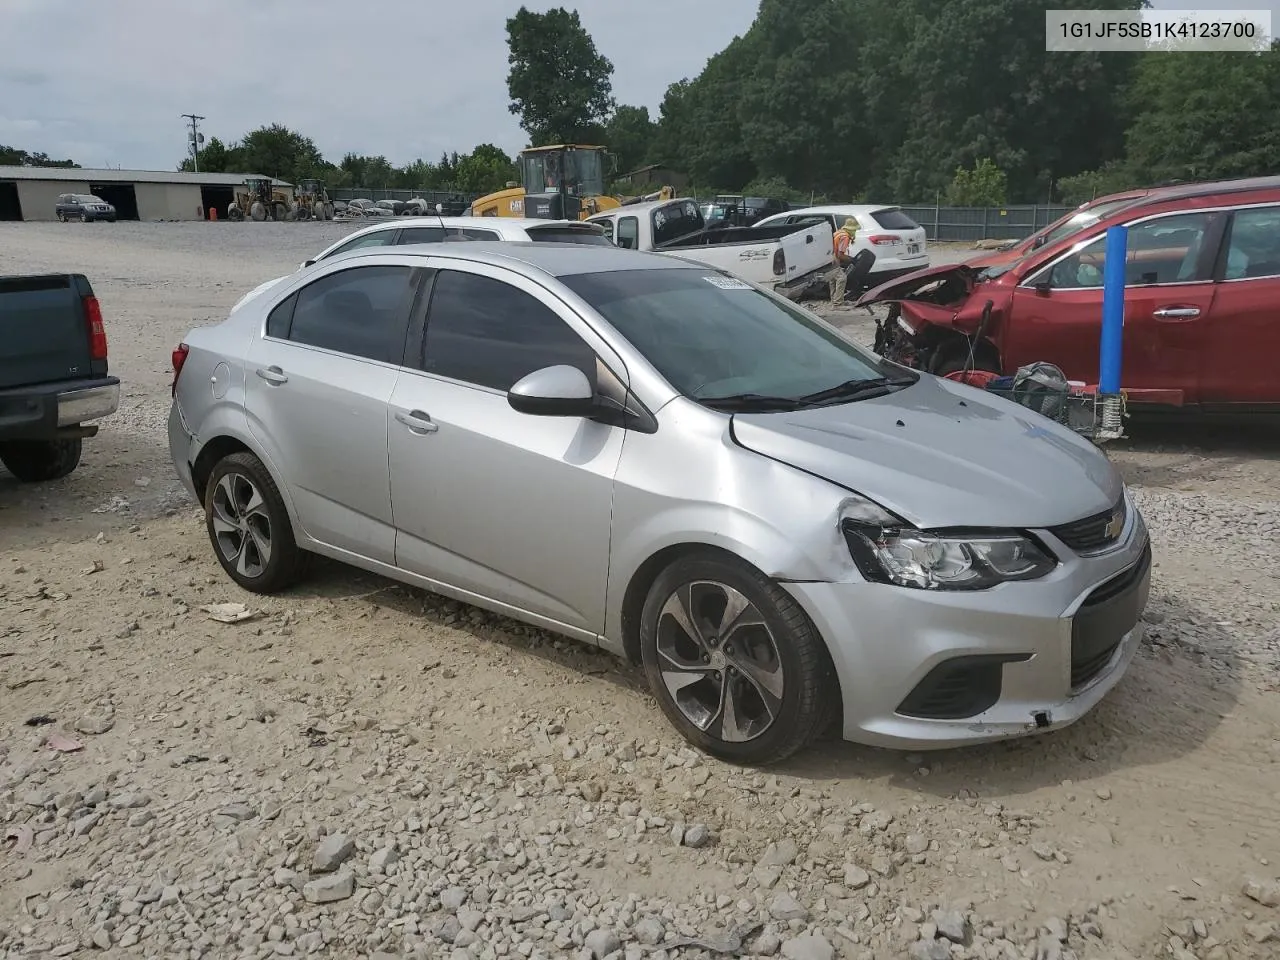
[[0, 167, 293, 222]]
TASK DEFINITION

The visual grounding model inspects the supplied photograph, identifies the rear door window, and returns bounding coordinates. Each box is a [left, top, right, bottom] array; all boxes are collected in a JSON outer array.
[[595, 218, 615, 242], [1223, 206, 1280, 280], [282, 265, 418, 364], [871, 208, 920, 231], [651, 200, 704, 245]]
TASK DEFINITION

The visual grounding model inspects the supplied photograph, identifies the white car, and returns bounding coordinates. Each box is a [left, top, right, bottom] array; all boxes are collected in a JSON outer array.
[[230, 217, 613, 312], [755, 204, 930, 287]]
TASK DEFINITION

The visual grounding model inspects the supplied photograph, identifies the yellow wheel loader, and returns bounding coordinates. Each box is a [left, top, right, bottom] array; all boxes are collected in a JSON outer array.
[[467, 145, 674, 221], [226, 178, 293, 222], [293, 179, 335, 221]]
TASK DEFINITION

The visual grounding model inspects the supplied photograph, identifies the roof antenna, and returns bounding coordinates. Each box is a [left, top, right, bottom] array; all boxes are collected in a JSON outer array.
[[434, 202, 454, 242]]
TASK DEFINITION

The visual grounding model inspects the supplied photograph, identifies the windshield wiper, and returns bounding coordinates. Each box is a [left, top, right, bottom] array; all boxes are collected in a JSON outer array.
[[793, 375, 917, 406], [697, 393, 815, 413]]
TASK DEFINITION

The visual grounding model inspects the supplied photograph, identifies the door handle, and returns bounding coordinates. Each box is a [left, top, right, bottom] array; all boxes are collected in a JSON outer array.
[[1152, 306, 1201, 320], [255, 366, 288, 385], [394, 409, 439, 434]]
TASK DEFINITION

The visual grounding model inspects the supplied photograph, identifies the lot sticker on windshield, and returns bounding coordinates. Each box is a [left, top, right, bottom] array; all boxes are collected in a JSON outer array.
[[703, 275, 752, 290]]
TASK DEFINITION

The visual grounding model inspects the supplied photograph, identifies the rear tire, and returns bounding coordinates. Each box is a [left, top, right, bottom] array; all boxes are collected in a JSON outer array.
[[639, 550, 837, 766], [0, 438, 83, 482], [203, 451, 305, 594], [275, 203, 289, 222], [58, 213, 68, 223]]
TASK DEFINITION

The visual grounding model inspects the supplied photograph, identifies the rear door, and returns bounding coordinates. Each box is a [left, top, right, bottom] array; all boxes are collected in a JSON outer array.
[[244, 261, 420, 562], [1006, 209, 1225, 403], [1198, 203, 1280, 406]]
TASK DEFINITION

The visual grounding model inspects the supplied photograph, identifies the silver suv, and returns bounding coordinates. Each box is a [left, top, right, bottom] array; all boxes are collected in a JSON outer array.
[[169, 243, 1149, 764]]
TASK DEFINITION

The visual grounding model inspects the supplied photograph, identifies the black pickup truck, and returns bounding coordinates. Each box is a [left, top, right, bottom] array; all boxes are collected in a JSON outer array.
[[0, 274, 119, 482]]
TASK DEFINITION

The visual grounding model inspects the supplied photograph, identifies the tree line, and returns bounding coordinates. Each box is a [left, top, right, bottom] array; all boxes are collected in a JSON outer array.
[[11, 2, 1279, 206]]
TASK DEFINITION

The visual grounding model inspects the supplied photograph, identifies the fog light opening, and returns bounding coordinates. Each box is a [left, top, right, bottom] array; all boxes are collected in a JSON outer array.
[[1032, 711, 1051, 729]]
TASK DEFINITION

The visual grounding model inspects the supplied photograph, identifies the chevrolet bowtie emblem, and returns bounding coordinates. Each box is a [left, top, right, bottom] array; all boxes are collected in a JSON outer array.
[[1104, 509, 1124, 540]]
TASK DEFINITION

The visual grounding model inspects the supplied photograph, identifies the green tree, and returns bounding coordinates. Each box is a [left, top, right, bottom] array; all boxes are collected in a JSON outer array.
[[0, 145, 78, 167], [1120, 43, 1280, 183], [453, 144, 519, 193], [235, 124, 325, 182], [506, 6, 615, 145], [604, 105, 655, 175], [179, 135, 235, 173], [945, 158, 1008, 205]]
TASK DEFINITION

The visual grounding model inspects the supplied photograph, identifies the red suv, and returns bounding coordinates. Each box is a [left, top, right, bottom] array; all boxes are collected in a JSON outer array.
[[861, 176, 1280, 412]]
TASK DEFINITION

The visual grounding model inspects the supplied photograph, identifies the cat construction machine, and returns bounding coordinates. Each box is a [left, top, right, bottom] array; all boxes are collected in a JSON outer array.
[[466, 144, 674, 221], [226, 177, 293, 222], [293, 178, 336, 221]]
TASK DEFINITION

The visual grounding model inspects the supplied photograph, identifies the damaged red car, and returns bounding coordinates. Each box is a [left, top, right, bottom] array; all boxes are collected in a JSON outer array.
[[860, 176, 1280, 414]]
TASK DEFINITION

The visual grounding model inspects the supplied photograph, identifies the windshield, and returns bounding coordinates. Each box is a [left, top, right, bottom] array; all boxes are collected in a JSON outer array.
[[520, 148, 606, 197], [560, 268, 904, 405], [75, 195, 104, 204], [1035, 197, 1142, 247]]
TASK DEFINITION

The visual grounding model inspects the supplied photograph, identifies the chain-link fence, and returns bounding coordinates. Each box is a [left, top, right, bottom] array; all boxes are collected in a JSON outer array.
[[898, 205, 1072, 243]]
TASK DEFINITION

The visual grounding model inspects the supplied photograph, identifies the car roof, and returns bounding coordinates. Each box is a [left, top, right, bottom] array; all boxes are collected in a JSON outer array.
[[1122, 175, 1280, 208], [339, 240, 698, 278]]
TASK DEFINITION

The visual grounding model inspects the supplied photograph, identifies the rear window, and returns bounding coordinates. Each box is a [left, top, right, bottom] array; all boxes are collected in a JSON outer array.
[[652, 200, 705, 246], [526, 226, 613, 246], [871, 208, 920, 231]]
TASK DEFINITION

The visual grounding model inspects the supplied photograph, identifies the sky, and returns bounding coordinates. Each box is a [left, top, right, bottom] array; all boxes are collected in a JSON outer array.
[[0, 0, 758, 171], [0, 0, 1275, 173]]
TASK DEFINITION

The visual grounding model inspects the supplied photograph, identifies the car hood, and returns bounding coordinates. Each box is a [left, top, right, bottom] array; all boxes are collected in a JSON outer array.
[[854, 264, 975, 307], [731, 375, 1121, 529]]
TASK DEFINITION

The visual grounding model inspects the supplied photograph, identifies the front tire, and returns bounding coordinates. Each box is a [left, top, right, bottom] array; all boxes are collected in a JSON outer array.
[[933, 342, 1001, 377], [0, 438, 82, 482], [204, 451, 305, 593], [79, 212, 89, 223], [639, 551, 837, 765]]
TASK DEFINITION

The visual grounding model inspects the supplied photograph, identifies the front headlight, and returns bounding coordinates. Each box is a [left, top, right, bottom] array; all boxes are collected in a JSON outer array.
[[841, 503, 1057, 590]]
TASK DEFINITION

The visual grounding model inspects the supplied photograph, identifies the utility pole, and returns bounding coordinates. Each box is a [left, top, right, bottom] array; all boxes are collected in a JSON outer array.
[[182, 114, 205, 172]]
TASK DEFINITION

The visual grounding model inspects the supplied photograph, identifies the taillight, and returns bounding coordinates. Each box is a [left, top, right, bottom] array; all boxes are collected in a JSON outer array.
[[83, 296, 108, 360], [773, 248, 786, 276], [867, 234, 901, 246], [171, 343, 189, 397]]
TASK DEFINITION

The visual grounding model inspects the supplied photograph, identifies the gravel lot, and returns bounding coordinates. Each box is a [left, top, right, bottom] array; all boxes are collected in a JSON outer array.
[[2, 222, 1279, 960]]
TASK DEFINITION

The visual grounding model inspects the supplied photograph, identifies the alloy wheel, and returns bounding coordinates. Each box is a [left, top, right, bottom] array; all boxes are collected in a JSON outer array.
[[655, 581, 785, 742], [210, 472, 273, 579]]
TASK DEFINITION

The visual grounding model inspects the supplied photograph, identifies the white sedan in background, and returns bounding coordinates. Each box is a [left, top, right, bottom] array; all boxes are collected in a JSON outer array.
[[231, 217, 613, 312]]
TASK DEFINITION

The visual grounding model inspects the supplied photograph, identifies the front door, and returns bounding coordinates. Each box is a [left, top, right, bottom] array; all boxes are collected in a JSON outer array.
[[1198, 204, 1280, 406], [1004, 209, 1225, 405], [388, 262, 625, 634], [245, 262, 419, 562]]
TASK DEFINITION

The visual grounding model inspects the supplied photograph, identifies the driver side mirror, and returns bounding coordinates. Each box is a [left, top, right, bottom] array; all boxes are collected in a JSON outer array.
[[507, 365, 597, 418]]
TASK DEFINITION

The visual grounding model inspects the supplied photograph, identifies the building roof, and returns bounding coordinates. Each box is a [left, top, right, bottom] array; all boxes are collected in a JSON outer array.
[[0, 166, 292, 187]]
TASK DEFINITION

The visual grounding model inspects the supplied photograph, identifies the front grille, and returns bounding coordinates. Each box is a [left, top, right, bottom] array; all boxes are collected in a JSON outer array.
[[1070, 542, 1152, 688], [1050, 497, 1127, 553], [897, 654, 1030, 720]]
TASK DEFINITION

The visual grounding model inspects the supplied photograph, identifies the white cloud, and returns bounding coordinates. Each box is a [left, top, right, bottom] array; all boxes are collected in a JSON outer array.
[[0, 0, 758, 169]]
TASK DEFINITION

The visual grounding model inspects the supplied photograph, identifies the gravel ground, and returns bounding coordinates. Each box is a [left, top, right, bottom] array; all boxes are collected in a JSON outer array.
[[1, 223, 1279, 960]]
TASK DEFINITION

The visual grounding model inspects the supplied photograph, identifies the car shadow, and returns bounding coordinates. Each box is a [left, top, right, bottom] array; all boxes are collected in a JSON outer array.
[[291, 558, 1241, 795], [778, 591, 1243, 796]]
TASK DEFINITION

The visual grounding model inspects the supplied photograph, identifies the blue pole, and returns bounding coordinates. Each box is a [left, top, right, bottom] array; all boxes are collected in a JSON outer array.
[[1098, 225, 1127, 394]]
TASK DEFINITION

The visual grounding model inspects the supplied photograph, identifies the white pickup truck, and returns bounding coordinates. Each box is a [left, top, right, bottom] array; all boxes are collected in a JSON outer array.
[[587, 198, 833, 298]]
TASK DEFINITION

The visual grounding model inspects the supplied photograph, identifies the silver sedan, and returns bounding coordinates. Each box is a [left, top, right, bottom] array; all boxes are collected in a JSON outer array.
[[168, 243, 1150, 765]]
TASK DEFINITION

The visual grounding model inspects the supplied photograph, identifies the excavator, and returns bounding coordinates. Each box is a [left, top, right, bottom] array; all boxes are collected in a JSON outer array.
[[466, 144, 674, 221]]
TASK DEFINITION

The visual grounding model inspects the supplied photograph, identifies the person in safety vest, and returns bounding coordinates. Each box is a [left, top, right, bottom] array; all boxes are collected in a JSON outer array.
[[827, 217, 859, 302]]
